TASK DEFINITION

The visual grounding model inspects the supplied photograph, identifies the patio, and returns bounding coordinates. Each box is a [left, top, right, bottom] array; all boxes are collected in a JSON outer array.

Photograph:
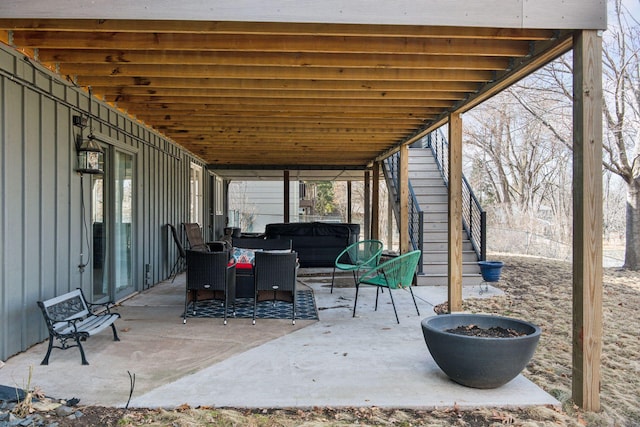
[[0, 270, 557, 410]]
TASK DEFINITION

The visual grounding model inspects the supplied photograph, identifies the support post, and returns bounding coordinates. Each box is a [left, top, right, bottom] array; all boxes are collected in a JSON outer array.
[[283, 170, 290, 223], [371, 162, 380, 240], [364, 170, 371, 240], [347, 181, 352, 223], [572, 29, 603, 411], [387, 190, 394, 250], [448, 113, 463, 312], [399, 144, 409, 254]]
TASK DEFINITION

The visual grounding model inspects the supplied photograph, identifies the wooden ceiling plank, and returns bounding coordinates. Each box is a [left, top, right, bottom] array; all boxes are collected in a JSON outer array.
[[154, 126, 415, 133], [178, 143, 394, 151], [0, 19, 573, 169], [11, 31, 532, 57], [128, 115, 437, 124], [78, 78, 480, 96], [69, 65, 496, 82], [137, 114, 431, 121], [131, 103, 443, 114], [98, 88, 470, 100], [115, 97, 455, 108], [37, 49, 512, 70]]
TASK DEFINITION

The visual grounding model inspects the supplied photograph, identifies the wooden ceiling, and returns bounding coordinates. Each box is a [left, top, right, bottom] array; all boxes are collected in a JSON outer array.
[[0, 19, 572, 177]]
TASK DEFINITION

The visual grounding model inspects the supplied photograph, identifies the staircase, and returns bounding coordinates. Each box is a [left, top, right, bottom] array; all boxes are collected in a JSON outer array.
[[408, 148, 482, 286]]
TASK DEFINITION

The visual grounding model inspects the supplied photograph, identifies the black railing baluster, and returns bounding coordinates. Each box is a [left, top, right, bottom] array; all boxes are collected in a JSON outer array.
[[383, 127, 485, 271], [424, 129, 486, 260]]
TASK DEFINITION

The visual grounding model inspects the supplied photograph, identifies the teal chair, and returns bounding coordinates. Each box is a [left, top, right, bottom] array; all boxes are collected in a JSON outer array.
[[331, 240, 384, 293], [353, 250, 421, 324]]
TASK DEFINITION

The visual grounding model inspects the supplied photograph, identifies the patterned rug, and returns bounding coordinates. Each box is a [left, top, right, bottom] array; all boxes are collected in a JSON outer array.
[[183, 290, 318, 320]]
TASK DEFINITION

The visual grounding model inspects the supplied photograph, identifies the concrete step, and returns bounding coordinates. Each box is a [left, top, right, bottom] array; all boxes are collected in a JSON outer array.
[[417, 273, 485, 287]]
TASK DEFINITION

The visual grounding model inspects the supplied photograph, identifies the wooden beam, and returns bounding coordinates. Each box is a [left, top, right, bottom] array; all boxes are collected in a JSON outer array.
[[387, 190, 394, 250], [76, 76, 482, 93], [38, 49, 512, 70], [135, 109, 437, 120], [122, 97, 450, 108], [98, 87, 470, 101], [364, 170, 371, 240], [12, 31, 532, 57], [284, 170, 290, 223], [57, 62, 497, 82], [448, 112, 463, 312], [399, 144, 409, 254], [371, 161, 380, 240], [347, 181, 352, 223], [572, 29, 603, 412]]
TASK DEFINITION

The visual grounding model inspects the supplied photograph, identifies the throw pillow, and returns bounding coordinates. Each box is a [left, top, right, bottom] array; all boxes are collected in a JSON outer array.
[[232, 247, 259, 264]]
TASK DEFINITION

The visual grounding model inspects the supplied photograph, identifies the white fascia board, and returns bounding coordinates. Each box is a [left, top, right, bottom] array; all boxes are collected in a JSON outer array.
[[0, 0, 606, 30]]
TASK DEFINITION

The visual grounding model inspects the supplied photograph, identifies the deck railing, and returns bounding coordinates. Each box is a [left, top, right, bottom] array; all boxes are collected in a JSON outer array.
[[424, 129, 486, 260], [383, 153, 424, 273]]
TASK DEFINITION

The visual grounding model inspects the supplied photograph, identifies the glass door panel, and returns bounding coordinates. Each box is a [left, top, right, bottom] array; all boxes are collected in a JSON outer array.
[[92, 149, 109, 301], [91, 147, 135, 303], [114, 150, 134, 299]]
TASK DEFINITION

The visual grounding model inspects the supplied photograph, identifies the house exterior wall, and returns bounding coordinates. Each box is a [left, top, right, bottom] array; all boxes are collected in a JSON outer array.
[[228, 181, 299, 233], [0, 43, 213, 361]]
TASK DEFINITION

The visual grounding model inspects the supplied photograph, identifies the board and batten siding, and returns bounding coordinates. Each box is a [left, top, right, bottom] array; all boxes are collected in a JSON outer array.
[[0, 43, 211, 361]]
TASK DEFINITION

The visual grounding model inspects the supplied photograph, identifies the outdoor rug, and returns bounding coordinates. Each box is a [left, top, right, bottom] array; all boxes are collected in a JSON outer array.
[[183, 290, 318, 320]]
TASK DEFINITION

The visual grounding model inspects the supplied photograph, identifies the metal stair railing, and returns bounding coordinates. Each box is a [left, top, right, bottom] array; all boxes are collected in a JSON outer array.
[[424, 129, 487, 261], [382, 153, 424, 273]]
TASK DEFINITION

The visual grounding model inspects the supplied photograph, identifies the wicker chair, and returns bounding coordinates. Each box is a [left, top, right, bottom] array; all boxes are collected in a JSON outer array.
[[184, 250, 236, 325], [253, 251, 298, 325], [182, 222, 209, 251], [167, 223, 186, 283]]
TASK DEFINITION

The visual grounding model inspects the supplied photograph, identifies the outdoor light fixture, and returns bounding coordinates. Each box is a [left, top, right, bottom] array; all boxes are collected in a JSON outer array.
[[73, 114, 104, 175]]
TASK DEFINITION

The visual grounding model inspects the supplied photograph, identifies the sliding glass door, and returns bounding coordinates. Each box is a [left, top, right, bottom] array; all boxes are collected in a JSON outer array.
[[114, 150, 134, 300], [91, 145, 135, 303]]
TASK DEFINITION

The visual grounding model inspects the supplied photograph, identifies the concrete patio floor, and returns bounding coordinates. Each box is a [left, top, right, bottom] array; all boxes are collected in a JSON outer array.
[[0, 269, 558, 410]]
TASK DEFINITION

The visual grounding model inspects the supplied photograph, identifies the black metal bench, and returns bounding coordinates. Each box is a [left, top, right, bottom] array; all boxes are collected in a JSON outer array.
[[37, 288, 121, 365]]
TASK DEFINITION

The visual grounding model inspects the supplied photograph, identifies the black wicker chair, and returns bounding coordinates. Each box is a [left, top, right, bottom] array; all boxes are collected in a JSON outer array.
[[253, 251, 298, 325], [184, 250, 236, 325]]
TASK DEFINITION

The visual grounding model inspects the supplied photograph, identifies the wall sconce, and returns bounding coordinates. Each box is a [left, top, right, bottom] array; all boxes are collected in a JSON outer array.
[[74, 114, 104, 175]]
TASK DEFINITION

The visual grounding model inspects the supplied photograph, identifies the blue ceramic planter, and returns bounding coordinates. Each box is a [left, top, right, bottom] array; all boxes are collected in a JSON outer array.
[[421, 314, 541, 388], [478, 260, 503, 282]]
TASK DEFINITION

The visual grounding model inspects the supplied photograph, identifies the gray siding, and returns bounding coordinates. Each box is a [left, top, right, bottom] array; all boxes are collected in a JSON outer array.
[[0, 44, 213, 361]]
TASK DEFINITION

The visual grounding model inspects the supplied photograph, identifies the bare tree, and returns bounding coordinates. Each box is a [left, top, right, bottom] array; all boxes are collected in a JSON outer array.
[[228, 181, 257, 231], [465, 94, 573, 238], [506, 0, 640, 268]]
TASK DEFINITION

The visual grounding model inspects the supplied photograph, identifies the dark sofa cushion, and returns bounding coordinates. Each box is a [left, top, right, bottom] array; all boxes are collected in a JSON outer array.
[[232, 237, 292, 250], [264, 222, 360, 267]]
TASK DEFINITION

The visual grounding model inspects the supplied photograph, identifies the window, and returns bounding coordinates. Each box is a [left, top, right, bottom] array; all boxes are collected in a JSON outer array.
[[190, 163, 203, 224]]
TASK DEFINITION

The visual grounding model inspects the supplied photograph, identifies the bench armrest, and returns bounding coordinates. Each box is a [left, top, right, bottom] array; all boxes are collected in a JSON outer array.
[[87, 300, 116, 314]]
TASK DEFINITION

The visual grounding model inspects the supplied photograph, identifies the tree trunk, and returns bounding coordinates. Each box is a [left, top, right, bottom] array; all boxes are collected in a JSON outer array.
[[624, 179, 640, 270]]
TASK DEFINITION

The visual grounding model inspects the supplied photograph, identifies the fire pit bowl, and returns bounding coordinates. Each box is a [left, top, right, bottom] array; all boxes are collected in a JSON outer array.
[[421, 313, 541, 388]]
